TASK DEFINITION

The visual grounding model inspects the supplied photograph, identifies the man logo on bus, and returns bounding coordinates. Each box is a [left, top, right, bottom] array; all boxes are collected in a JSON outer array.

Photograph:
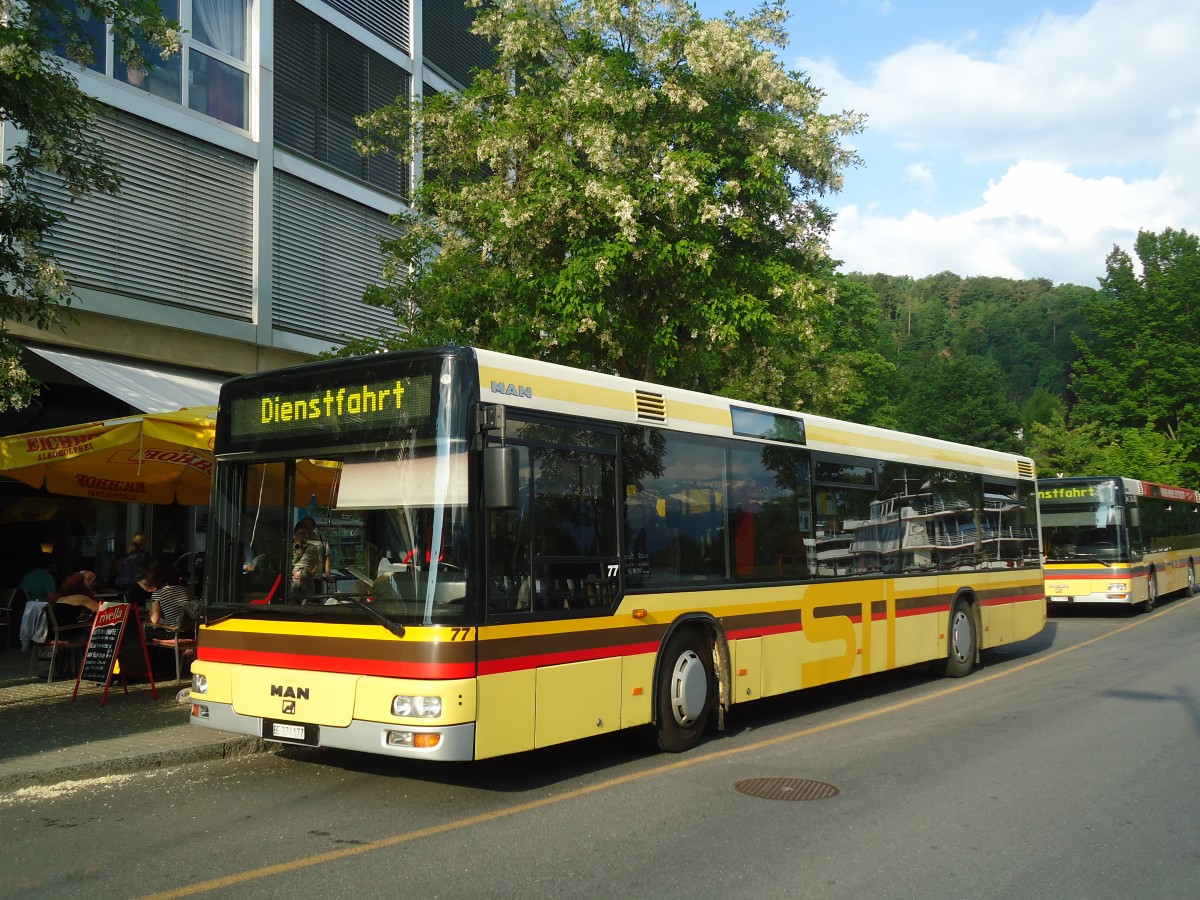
[[271, 684, 310, 700], [491, 381, 533, 399]]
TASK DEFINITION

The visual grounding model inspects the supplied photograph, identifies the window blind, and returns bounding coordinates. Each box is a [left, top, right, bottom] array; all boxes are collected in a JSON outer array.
[[29, 110, 254, 319], [271, 171, 403, 341]]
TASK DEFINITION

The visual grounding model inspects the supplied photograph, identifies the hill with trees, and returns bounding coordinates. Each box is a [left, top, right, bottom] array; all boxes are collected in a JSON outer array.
[[838, 227, 1200, 486]]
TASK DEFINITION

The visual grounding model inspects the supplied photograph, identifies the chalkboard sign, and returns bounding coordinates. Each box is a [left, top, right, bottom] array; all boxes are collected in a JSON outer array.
[[73, 603, 157, 705]]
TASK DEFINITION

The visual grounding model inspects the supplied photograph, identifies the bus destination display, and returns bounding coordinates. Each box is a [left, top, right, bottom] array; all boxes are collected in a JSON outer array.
[[229, 374, 435, 442]]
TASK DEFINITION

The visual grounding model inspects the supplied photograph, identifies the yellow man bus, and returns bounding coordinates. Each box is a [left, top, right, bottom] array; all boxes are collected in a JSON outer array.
[[1040, 475, 1200, 612], [188, 347, 1046, 759]]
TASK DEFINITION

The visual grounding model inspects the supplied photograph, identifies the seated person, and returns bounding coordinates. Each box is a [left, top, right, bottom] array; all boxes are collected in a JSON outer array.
[[124, 561, 158, 609], [19, 553, 59, 603], [59, 569, 98, 600], [147, 563, 192, 638], [15, 554, 58, 647], [53, 570, 99, 624], [290, 523, 322, 598], [53, 592, 98, 625]]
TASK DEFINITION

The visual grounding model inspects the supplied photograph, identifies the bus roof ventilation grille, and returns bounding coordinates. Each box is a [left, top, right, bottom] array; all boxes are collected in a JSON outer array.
[[636, 390, 667, 423], [1017, 460, 1035, 480]]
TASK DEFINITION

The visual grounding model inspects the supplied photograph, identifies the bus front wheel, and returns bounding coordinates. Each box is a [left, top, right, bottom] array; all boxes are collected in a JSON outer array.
[[653, 629, 714, 753], [1142, 574, 1158, 613], [942, 599, 977, 678]]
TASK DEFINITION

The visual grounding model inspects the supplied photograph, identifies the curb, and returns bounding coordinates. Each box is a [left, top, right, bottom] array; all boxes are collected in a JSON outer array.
[[0, 736, 271, 793]]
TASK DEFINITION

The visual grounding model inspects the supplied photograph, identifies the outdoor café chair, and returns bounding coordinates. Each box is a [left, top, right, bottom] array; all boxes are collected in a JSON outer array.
[[0, 587, 17, 648], [147, 616, 197, 683], [28, 603, 90, 683]]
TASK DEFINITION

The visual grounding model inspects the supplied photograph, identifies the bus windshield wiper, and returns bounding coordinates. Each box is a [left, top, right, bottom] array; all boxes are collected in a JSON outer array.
[[1066, 554, 1112, 567], [335, 595, 406, 637]]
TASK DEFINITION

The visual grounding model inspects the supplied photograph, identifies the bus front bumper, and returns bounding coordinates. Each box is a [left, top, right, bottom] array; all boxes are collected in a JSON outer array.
[[1046, 590, 1132, 605], [188, 699, 478, 761]]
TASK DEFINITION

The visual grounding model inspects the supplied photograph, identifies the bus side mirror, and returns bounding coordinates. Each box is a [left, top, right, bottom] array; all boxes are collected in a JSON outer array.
[[484, 446, 518, 509], [1128, 507, 1140, 528]]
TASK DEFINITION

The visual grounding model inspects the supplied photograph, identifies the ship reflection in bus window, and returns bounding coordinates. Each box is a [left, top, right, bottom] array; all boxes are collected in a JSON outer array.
[[815, 464, 1039, 575]]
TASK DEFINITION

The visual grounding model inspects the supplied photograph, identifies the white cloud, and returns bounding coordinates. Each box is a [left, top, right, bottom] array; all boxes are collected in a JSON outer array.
[[812, 0, 1200, 284], [832, 160, 1187, 284], [813, 0, 1200, 166], [903, 162, 936, 194]]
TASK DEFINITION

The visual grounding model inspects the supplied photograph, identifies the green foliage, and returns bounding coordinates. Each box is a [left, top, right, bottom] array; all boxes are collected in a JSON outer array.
[[1027, 413, 1109, 477], [0, 0, 178, 411], [1101, 425, 1198, 485], [357, 0, 863, 391], [1069, 228, 1200, 481], [774, 274, 898, 426], [1021, 385, 1063, 438], [1028, 414, 1199, 485], [838, 271, 1094, 449], [893, 354, 1022, 452]]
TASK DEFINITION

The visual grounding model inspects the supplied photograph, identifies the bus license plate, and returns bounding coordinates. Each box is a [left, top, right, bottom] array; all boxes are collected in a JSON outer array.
[[263, 720, 318, 746]]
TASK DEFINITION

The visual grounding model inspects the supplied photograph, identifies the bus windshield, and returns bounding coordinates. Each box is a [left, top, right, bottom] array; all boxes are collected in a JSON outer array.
[[1040, 480, 1129, 562], [207, 352, 477, 626]]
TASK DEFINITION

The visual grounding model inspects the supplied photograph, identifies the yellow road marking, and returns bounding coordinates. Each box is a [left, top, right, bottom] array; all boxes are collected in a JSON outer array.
[[139, 596, 1196, 899]]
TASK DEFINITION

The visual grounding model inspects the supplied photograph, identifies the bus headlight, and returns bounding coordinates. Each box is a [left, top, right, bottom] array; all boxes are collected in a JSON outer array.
[[191, 673, 208, 695], [392, 694, 442, 718]]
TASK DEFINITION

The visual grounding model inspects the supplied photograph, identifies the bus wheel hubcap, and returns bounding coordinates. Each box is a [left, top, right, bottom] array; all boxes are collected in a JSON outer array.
[[951, 611, 971, 661], [670, 650, 707, 727]]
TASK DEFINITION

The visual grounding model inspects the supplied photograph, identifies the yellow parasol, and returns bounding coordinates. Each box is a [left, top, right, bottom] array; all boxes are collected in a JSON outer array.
[[0, 407, 217, 505]]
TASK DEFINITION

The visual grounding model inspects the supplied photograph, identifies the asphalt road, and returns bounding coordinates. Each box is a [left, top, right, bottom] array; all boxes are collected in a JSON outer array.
[[2, 595, 1198, 900]]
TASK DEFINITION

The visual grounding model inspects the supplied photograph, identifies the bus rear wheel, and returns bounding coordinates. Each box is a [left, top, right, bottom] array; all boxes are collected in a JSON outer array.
[[942, 598, 977, 678], [653, 629, 714, 753]]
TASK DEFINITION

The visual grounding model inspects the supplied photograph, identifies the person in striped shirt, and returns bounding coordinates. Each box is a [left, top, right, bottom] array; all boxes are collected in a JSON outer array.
[[146, 562, 192, 638]]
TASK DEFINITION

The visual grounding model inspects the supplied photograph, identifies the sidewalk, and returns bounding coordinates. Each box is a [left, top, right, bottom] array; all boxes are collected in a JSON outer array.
[[0, 642, 268, 792]]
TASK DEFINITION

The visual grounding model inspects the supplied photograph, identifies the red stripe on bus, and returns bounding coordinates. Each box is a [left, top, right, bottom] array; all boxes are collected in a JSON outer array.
[[1044, 569, 1134, 580], [200, 647, 475, 679], [478, 640, 662, 676], [978, 592, 1042, 608], [725, 620, 802, 640]]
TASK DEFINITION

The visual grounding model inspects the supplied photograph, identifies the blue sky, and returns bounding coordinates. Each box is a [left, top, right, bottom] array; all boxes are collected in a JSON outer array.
[[692, 0, 1200, 286]]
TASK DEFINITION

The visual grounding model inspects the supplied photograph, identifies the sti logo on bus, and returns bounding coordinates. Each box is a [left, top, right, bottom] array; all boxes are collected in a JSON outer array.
[[491, 381, 533, 399]]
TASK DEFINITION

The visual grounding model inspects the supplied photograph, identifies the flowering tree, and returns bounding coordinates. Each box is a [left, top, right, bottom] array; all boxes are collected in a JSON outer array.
[[0, 0, 178, 411], [357, 0, 863, 393]]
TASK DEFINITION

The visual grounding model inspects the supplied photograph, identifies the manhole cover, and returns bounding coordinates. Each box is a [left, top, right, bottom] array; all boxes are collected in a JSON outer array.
[[734, 777, 840, 801]]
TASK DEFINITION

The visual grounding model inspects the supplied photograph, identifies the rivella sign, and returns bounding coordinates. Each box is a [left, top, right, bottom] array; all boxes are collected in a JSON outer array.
[[228, 374, 435, 442]]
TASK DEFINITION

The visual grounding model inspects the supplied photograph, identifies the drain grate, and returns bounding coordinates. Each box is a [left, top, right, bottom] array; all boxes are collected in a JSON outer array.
[[734, 777, 840, 801]]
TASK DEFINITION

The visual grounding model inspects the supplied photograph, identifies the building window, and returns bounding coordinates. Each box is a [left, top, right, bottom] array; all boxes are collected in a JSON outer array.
[[322, 0, 410, 56], [185, 0, 250, 126], [274, 0, 408, 198], [423, 0, 494, 88], [55, 0, 251, 130], [271, 172, 402, 339], [30, 110, 255, 320]]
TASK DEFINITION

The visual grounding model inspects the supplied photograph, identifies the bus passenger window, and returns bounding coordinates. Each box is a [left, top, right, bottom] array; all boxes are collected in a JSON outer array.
[[623, 430, 727, 586], [531, 446, 618, 610], [486, 423, 620, 615], [729, 443, 812, 582]]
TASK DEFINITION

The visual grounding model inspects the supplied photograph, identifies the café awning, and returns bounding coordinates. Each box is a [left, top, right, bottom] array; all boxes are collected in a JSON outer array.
[[0, 408, 217, 505], [27, 345, 225, 413]]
